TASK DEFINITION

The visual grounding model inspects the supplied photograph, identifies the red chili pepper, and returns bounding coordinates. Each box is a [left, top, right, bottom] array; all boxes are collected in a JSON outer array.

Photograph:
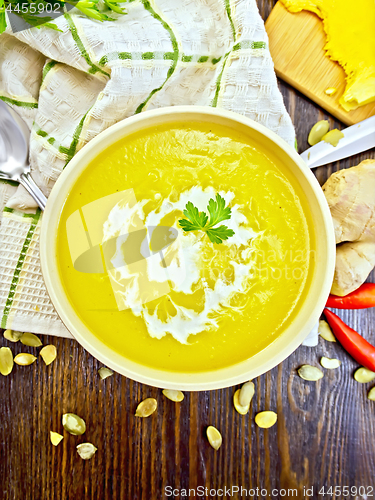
[[326, 283, 375, 309], [324, 309, 375, 372]]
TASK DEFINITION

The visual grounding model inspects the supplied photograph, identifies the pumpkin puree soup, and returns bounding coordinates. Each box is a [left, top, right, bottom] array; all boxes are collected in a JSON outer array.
[[56, 122, 313, 372]]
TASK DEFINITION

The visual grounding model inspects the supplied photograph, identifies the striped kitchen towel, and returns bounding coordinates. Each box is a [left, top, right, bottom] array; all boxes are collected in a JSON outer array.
[[0, 0, 307, 341]]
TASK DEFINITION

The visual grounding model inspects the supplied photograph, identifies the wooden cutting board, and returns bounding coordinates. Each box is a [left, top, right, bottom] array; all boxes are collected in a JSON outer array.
[[265, 1, 375, 125]]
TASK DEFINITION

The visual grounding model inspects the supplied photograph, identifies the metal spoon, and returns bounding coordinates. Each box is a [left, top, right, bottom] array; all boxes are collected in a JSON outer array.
[[0, 101, 47, 210]]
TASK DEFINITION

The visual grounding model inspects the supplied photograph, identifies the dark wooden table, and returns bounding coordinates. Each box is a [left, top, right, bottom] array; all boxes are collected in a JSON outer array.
[[1, 2, 375, 498]]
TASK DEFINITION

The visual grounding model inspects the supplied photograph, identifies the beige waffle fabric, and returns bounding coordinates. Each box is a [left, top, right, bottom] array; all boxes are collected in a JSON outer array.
[[0, 0, 302, 341]]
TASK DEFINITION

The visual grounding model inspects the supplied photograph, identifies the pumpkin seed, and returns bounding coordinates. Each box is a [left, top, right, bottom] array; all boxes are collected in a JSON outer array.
[[255, 411, 278, 429], [76, 443, 97, 460], [62, 413, 86, 435], [162, 389, 184, 402], [308, 120, 330, 146], [3, 329, 23, 342], [320, 357, 341, 369], [368, 387, 375, 401], [239, 381, 255, 407], [135, 398, 157, 417], [354, 367, 375, 384], [98, 367, 113, 380], [206, 426, 222, 450], [322, 129, 344, 147], [233, 389, 250, 415], [325, 87, 337, 96], [14, 353, 37, 366], [40, 345, 57, 365], [0, 347, 14, 376], [298, 365, 324, 381], [50, 431, 63, 446], [318, 320, 336, 342], [20, 332, 42, 347]]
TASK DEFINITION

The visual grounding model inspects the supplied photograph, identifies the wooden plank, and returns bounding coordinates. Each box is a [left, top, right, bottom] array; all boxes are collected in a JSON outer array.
[[265, 1, 375, 125]]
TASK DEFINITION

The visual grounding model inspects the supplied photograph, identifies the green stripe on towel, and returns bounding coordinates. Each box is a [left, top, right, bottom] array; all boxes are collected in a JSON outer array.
[[0, 96, 38, 109], [233, 41, 266, 50], [224, 0, 237, 42], [3, 207, 42, 218], [211, 40, 267, 107], [41, 60, 58, 83], [100, 51, 222, 67], [0, 180, 19, 187], [65, 13, 111, 78], [211, 51, 231, 107], [60, 108, 92, 167], [135, 0, 180, 114], [1, 209, 42, 329]]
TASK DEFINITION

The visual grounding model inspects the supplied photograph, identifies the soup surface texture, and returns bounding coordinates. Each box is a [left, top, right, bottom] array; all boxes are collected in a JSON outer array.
[[56, 122, 313, 372]]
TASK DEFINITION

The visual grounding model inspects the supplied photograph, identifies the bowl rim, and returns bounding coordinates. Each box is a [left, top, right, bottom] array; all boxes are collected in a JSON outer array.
[[40, 105, 336, 390]]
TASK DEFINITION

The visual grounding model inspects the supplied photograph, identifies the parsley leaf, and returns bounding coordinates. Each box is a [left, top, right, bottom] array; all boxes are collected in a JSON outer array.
[[178, 194, 235, 244], [179, 201, 208, 231], [206, 226, 234, 244], [207, 193, 231, 228]]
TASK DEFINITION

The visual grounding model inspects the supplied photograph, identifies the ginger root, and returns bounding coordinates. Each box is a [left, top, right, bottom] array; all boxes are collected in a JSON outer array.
[[322, 160, 375, 296]]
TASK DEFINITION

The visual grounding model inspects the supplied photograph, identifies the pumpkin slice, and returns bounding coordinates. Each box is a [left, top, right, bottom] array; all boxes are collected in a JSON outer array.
[[281, 0, 375, 111]]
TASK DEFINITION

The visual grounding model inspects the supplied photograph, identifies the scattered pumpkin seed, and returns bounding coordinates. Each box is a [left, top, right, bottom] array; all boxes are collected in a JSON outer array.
[[298, 365, 324, 381], [76, 443, 97, 460], [255, 411, 278, 429], [50, 431, 63, 446], [135, 398, 157, 417], [206, 426, 222, 450], [20, 332, 43, 347], [62, 413, 86, 435], [40, 345, 57, 365], [233, 389, 250, 415], [325, 87, 337, 96], [308, 120, 330, 146], [239, 381, 255, 407], [368, 387, 375, 401], [320, 357, 341, 369], [162, 389, 184, 402], [0, 347, 14, 376], [98, 367, 113, 380], [354, 367, 375, 384], [318, 320, 336, 342], [3, 329, 23, 342], [14, 353, 37, 366], [322, 129, 344, 147]]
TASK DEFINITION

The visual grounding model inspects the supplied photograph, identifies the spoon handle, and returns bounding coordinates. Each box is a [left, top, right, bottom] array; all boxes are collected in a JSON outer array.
[[19, 172, 47, 211]]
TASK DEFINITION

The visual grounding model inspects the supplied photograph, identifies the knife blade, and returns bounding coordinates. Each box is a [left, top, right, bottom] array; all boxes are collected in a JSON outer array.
[[300, 115, 375, 169]]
